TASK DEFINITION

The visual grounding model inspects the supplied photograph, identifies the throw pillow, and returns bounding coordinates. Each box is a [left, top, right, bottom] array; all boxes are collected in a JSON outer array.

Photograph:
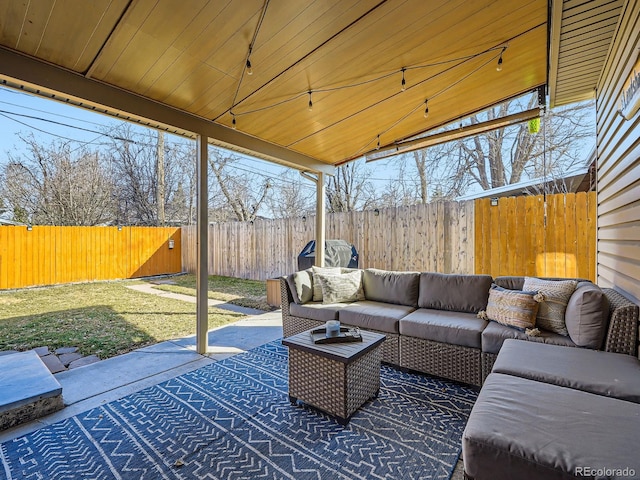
[[311, 266, 342, 301], [522, 277, 578, 336], [564, 282, 609, 349], [286, 269, 313, 304], [316, 270, 364, 304], [480, 285, 540, 331]]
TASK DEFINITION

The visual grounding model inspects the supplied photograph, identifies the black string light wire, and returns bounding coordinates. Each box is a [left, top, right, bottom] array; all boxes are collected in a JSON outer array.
[[228, 45, 507, 121], [352, 46, 506, 158]]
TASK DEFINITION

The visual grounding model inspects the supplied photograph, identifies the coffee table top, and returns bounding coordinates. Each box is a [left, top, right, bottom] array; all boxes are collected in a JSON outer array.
[[282, 328, 386, 363]]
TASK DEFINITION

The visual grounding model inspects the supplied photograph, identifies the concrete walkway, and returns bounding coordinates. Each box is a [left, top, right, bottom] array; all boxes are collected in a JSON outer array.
[[125, 282, 266, 315], [0, 310, 283, 444]]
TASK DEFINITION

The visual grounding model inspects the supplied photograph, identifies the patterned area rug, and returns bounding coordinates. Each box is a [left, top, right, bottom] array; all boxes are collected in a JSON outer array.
[[1, 341, 477, 480]]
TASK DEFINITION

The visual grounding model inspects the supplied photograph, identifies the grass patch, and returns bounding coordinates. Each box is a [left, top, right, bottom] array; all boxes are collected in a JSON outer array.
[[152, 274, 274, 311], [0, 281, 244, 359]]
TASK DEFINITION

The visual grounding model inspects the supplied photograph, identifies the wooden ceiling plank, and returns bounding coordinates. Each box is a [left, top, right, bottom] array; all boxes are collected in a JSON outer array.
[[231, 0, 543, 132], [10, 0, 54, 54], [238, 0, 543, 114], [287, 28, 546, 162], [0, 0, 31, 48], [87, 0, 157, 79]]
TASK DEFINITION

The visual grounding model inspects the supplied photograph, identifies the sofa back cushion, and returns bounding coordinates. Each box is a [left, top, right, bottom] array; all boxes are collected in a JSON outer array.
[[564, 282, 610, 349], [363, 268, 420, 307], [495, 276, 592, 291], [418, 272, 493, 313]]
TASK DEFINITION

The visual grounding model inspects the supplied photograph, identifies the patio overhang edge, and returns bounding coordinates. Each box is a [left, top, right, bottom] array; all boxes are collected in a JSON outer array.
[[0, 46, 334, 176]]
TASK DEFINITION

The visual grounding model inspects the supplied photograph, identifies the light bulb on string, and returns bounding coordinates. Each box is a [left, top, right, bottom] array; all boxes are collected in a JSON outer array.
[[231, 113, 237, 130], [308, 91, 313, 112], [376, 135, 381, 150], [401, 68, 406, 92], [496, 52, 503, 72], [246, 58, 253, 75], [423, 99, 429, 119]]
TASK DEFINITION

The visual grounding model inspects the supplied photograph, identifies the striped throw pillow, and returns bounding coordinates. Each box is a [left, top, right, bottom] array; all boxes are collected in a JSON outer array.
[[311, 266, 342, 301], [483, 285, 540, 331], [316, 270, 363, 304], [523, 277, 578, 336]]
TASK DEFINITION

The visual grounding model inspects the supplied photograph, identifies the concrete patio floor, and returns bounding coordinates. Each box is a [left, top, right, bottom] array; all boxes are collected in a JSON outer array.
[[0, 311, 283, 444]]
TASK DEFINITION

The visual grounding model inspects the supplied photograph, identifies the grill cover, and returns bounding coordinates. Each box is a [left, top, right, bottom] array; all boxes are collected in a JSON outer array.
[[297, 240, 358, 270]]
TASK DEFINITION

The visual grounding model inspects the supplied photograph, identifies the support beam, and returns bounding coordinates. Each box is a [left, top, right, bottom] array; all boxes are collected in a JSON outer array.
[[196, 135, 209, 354], [0, 46, 334, 176], [365, 108, 542, 162], [301, 171, 327, 267], [316, 172, 326, 267]]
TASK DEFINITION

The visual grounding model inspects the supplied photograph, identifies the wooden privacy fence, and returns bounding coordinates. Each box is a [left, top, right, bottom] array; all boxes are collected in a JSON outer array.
[[475, 192, 596, 281], [182, 201, 475, 280], [0, 226, 181, 289], [183, 192, 596, 282]]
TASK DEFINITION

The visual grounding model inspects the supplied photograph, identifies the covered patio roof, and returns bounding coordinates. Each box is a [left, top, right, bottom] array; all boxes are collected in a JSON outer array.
[[0, 0, 622, 352]]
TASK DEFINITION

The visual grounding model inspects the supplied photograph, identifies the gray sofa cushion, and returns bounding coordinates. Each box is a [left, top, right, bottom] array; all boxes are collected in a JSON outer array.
[[564, 282, 610, 348], [286, 269, 314, 304], [399, 309, 488, 348], [494, 276, 592, 291], [463, 373, 640, 480], [289, 302, 349, 322], [418, 273, 492, 313], [493, 339, 640, 403], [339, 300, 415, 333], [363, 269, 420, 307], [481, 321, 576, 354]]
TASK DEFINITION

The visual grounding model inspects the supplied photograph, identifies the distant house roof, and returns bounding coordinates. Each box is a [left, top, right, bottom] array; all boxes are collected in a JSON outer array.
[[456, 152, 595, 201], [0, 216, 25, 226]]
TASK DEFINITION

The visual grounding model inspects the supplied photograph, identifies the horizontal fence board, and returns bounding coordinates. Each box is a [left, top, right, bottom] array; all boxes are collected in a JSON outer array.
[[0, 226, 181, 289]]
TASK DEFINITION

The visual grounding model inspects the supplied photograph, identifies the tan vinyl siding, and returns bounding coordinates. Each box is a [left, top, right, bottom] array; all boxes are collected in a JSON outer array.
[[596, 0, 640, 302]]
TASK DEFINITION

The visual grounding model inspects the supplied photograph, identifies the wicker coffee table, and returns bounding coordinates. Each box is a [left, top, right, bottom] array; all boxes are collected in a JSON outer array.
[[282, 328, 385, 424]]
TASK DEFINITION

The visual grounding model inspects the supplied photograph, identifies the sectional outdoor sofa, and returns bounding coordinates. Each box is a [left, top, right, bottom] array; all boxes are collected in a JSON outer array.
[[281, 267, 640, 479], [280, 268, 638, 387]]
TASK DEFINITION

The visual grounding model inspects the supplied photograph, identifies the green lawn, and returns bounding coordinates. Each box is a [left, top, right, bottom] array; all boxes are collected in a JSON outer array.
[[152, 274, 274, 312], [0, 278, 253, 359]]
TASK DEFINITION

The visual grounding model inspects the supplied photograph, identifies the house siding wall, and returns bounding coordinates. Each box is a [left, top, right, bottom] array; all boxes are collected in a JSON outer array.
[[596, 0, 640, 302]]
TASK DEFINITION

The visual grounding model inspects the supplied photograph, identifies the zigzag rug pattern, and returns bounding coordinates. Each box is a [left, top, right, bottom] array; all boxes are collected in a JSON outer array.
[[1, 341, 477, 480]]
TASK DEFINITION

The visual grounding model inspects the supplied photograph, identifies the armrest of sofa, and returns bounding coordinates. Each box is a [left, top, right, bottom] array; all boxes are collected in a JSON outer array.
[[602, 288, 639, 356], [280, 276, 294, 317]]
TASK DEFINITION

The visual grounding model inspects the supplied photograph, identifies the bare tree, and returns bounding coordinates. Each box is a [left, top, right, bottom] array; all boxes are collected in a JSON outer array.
[[1, 134, 114, 225], [107, 125, 189, 225], [459, 96, 594, 190], [326, 161, 376, 212], [208, 150, 270, 222], [266, 170, 315, 218]]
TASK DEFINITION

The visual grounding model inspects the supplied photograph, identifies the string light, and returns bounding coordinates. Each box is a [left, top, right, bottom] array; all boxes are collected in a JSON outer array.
[[231, 112, 237, 129], [377, 135, 381, 150], [308, 91, 313, 112], [423, 99, 429, 119], [496, 52, 503, 72], [246, 58, 253, 75], [222, 44, 508, 122]]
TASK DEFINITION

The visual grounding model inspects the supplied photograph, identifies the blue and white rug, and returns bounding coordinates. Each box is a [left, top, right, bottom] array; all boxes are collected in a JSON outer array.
[[0, 341, 477, 480]]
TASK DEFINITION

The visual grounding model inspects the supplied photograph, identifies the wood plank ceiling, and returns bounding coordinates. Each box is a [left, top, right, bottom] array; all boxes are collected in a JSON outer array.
[[0, 0, 549, 166]]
